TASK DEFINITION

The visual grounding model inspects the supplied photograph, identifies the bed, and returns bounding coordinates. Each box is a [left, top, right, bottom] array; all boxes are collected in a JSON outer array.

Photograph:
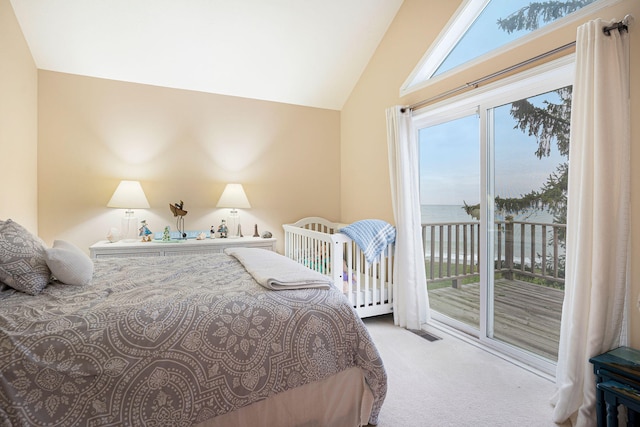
[[0, 219, 386, 426], [283, 217, 395, 319]]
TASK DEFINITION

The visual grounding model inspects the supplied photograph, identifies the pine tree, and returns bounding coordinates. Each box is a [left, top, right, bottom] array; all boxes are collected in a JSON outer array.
[[496, 1, 595, 33], [497, 86, 571, 229], [493, 1, 595, 232], [464, 1, 593, 235]]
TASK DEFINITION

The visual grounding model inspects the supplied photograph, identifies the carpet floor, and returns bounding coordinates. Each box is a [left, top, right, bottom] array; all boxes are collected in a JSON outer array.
[[363, 314, 571, 427]]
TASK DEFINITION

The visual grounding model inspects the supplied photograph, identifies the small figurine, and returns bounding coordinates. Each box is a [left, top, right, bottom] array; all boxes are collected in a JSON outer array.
[[210, 225, 216, 239], [162, 226, 171, 242], [196, 232, 207, 240], [169, 200, 187, 216], [218, 220, 228, 238], [261, 231, 273, 238], [253, 224, 260, 238], [139, 220, 153, 242], [107, 227, 121, 243], [169, 200, 188, 239]]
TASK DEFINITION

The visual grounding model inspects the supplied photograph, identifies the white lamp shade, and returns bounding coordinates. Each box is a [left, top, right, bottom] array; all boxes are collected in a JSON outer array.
[[216, 183, 251, 209], [107, 180, 150, 209]]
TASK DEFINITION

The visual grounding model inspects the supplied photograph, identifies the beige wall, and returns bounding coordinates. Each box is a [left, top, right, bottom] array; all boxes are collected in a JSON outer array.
[[37, 72, 341, 253], [0, 0, 38, 232], [341, 0, 640, 345]]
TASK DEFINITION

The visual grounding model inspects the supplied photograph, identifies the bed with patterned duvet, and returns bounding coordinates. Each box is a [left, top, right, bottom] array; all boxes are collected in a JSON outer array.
[[0, 226, 386, 427]]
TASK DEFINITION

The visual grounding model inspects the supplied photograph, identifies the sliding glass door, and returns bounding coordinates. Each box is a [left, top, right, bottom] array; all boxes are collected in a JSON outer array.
[[489, 88, 569, 362], [419, 114, 480, 335], [415, 58, 573, 374]]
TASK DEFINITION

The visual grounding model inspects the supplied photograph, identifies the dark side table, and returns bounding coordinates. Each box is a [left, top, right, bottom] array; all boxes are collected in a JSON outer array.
[[590, 347, 640, 426]]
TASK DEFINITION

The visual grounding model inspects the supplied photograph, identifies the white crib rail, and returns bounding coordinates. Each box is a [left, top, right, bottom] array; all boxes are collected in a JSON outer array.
[[283, 222, 334, 275], [283, 218, 394, 318]]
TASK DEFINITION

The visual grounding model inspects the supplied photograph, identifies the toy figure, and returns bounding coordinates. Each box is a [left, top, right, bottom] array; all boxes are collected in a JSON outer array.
[[218, 220, 228, 238], [139, 220, 153, 242], [162, 226, 171, 242], [210, 225, 216, 239]]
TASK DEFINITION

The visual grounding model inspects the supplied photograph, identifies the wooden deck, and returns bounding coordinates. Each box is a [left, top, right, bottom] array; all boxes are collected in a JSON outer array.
[[428, 278, 563, 361]]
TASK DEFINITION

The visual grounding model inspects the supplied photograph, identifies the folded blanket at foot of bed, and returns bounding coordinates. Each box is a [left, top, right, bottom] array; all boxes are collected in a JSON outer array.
[[225, 247, 333, 290], [339, 220, 396, 264]]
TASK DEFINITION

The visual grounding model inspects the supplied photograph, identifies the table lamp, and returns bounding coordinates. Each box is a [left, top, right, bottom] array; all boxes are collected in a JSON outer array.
[[216, 183, 251, 238], [107, 180, 150, 242]]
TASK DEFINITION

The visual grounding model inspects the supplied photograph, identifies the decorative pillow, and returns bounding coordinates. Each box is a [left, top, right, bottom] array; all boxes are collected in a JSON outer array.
[[0, 219, 51, 295], [45, 240, 94, 286]]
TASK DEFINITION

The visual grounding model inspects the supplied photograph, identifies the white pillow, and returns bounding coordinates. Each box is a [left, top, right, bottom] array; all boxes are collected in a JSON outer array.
[[45, 240, 94, 286]]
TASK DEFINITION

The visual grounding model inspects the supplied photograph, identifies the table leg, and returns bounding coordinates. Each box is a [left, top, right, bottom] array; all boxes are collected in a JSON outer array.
[[605, 399, 619, 427], [597, 385, 606, 426]]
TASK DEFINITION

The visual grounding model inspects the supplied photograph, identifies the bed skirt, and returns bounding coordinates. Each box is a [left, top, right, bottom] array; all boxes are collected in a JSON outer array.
[[196, 366, 375, 427]]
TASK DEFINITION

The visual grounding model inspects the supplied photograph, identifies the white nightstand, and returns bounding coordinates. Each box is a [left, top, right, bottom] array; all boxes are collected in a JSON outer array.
[[89, 237, 276, 259]]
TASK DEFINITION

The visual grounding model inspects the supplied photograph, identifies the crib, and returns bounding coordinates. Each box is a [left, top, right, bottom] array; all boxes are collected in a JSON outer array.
[[283, 217, 395, 318]]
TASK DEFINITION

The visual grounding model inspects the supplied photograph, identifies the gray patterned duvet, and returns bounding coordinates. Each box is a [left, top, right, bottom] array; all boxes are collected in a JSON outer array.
[[0, 252, 386, 426]]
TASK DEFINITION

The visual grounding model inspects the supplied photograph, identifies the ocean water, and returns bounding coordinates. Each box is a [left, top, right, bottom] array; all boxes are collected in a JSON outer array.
[[421, 205, 563, 265], [421, 204, 554, 224]]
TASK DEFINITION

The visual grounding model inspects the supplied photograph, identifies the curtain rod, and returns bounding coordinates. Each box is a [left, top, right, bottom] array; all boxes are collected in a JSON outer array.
[[603, 20, 628, 35], [401, 18, 629, 114]]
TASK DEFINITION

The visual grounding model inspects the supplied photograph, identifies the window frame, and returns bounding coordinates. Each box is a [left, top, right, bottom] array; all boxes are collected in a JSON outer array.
[[401, 0, 620, 97]]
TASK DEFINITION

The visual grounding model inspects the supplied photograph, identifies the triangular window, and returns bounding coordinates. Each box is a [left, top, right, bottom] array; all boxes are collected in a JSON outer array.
[[401, 0, 609, 96]]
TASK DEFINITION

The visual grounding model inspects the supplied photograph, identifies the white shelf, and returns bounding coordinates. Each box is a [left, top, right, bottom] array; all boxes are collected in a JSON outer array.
[[89, 237, 276, 259]]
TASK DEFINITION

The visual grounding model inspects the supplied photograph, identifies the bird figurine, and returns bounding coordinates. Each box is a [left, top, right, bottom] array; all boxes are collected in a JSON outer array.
[[169, 200, 187, 217], [169, 200, 188, 239]]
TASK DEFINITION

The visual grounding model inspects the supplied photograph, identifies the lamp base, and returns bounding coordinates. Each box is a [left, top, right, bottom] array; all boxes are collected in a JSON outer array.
[[227, 212, 242, 238], [121, 215, 139, 242]]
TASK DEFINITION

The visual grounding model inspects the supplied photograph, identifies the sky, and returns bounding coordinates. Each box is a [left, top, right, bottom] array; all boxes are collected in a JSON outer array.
[[419, 0, 577, 206], [436, 0, 596, 75], [420, 91, 566, 206], [436, 0, 533, 76]]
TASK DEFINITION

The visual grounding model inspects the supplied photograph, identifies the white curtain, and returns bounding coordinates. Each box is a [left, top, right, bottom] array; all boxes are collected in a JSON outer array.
[[552, 18, 630, 426], [386, 106, 430, 330]]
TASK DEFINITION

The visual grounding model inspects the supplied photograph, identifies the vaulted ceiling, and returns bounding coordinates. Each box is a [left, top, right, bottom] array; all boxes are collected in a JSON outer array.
[[10, 0, 404, 110]]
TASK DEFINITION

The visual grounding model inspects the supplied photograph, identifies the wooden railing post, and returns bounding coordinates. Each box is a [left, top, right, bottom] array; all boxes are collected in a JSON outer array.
[[422, 219, 564, 289], [504, 216, 514, 280]]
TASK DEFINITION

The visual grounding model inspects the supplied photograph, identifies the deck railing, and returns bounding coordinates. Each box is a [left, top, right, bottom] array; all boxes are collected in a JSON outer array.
[[422, 219, 566, 288]]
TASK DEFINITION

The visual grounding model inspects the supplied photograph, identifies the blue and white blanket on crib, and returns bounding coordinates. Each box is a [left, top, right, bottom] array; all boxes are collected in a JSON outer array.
[[339, 219, 396, 264]]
